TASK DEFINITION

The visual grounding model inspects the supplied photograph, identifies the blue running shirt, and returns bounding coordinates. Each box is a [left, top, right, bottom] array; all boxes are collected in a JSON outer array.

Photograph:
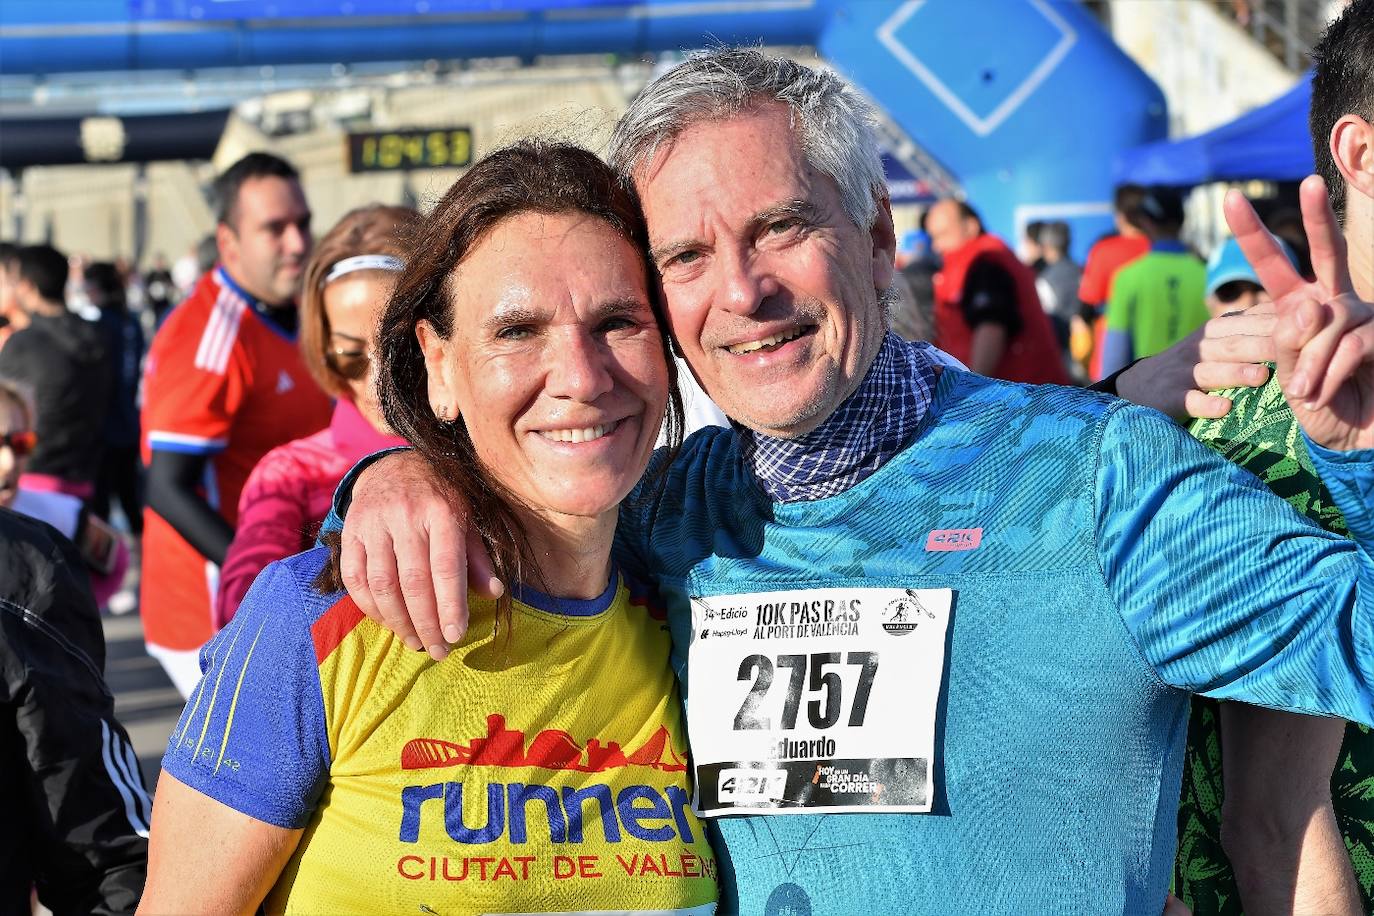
[[612, 368, 1374, 915]]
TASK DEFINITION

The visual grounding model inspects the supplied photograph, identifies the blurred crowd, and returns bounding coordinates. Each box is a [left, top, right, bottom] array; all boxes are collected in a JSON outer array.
[[888, 182, 1311, 391]]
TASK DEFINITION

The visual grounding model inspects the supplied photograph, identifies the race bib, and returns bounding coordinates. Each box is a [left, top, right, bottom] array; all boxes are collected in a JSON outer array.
[[686, 587, 952, 817]]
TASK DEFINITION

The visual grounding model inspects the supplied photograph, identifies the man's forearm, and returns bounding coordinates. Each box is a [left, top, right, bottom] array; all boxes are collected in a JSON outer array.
[[148, 484, 233, 564], [145, 451, 234, 565], [320, 445, 412, 538], [1218, 704, 1360, 915], [968, 323, 1008, 376]]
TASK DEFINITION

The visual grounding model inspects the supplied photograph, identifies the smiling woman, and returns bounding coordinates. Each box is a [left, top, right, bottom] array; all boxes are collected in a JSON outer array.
[[373, 141, 685, 612], [415, 210, 669, 585], [0, 379, 33, 509], [139, 142, 715, 916]]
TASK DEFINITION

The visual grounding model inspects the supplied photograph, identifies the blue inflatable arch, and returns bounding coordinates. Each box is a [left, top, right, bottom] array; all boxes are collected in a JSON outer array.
[[1, 0, 1167, 259]]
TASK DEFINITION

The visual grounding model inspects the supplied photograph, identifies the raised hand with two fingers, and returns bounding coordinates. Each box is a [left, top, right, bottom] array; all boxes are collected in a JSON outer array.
[[1226, 175, 1374, 451]]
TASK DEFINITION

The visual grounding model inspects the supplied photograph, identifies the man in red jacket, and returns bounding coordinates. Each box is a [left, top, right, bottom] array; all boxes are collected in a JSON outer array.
[[140, 152, 332, 697], [925, 199, 1068, 384]]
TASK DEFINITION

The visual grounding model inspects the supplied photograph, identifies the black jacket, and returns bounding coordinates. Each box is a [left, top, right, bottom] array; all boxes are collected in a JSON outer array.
[[0, 311, 111, 483], [0, 509, 148, 915]]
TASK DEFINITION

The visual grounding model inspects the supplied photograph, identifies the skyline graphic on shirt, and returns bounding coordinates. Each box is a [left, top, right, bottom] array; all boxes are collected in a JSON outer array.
[[400, 713, 688, 773]]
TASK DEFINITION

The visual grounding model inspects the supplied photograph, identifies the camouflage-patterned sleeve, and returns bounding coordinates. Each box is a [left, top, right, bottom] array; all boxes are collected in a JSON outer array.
[[1177, 371, 1369, 915], [1189, 373, 1348, 535]]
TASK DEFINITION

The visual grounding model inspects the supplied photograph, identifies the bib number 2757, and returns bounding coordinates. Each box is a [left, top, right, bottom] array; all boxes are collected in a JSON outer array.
[[734, 651, 879, 731], [687, 587, 951, 816]]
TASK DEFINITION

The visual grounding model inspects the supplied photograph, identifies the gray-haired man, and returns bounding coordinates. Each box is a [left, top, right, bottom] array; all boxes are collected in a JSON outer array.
[[333, 49, 1374, 913]]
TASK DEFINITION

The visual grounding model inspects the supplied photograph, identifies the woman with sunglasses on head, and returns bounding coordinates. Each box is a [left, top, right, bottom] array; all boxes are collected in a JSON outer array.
[[212, 205, 417, 629], [0, 377, 128, 604], [139, 142, 717, 915]]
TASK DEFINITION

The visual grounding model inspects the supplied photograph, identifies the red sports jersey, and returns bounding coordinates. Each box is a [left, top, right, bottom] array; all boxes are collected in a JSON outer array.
[[1078, 234, 1150, 380], [141, 268, 331, 651], [1077, 234, 1150, 307]]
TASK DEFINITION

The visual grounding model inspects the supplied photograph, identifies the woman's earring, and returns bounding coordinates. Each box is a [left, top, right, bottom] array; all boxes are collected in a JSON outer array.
[[435, 404, 452, 423]]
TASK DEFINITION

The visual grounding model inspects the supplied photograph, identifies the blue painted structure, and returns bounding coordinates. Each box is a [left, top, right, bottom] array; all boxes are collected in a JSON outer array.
[[0, 0, 1167, 259], [1115, 72, 1313, 187]]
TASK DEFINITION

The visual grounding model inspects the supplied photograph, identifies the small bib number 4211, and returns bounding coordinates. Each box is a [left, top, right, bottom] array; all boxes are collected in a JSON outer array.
[[686, 587, 952, 816]]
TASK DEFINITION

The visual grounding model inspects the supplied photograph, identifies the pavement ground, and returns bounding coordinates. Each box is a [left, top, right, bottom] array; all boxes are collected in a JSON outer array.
[[102, 609, 183, 790]]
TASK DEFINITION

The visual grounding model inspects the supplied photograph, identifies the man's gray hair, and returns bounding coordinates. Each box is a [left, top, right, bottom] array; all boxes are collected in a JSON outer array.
[[608, 47, 887, 231]]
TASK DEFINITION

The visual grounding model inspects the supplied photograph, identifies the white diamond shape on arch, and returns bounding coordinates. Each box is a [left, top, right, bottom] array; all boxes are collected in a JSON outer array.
[[876, 0, 1079, 139]]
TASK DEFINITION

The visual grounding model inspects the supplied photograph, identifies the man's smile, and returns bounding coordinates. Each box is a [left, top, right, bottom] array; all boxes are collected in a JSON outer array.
[[722, 324, 817, 355]]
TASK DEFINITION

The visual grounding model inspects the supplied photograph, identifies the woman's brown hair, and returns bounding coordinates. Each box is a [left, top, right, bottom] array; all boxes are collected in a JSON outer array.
[[319, 141, 684, 631], [299, 204, 421, 398]]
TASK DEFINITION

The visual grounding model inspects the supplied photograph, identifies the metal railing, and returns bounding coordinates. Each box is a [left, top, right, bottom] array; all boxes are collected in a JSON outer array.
[[1212, 0, 1334, 71]]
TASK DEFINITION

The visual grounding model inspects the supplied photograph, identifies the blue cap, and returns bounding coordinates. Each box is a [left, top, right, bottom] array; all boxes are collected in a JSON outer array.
[[1205, 235, 1298, 298]]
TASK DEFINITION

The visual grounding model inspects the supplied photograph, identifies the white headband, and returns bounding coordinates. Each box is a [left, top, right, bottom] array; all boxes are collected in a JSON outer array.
[[324, 254, 404, 284]]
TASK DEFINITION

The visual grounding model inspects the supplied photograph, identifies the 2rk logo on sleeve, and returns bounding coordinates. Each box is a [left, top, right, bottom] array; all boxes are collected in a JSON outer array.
[[686, 587, 952, 816]]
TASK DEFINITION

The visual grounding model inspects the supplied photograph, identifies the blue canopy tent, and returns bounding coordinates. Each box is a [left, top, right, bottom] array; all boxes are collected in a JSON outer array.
[[1114, 72, 1314, 187]]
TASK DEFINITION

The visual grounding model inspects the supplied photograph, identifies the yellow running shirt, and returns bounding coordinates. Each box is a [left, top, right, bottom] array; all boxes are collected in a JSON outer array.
[[164, 547, 719, 915]]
